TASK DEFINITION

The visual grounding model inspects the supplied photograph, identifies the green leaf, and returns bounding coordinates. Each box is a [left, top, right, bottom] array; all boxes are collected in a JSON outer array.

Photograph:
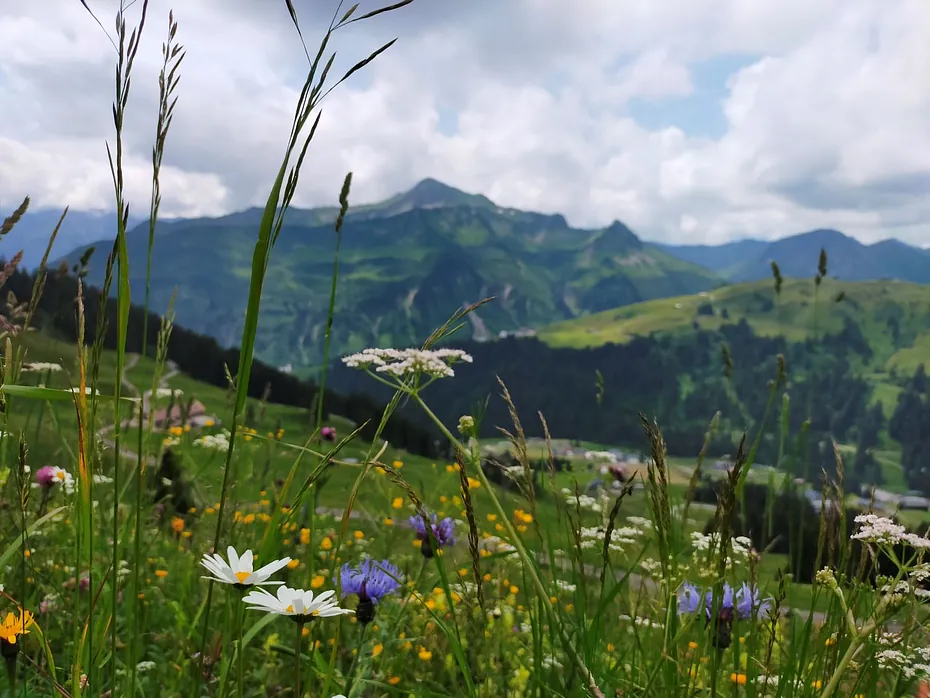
[[0, 506, 67, 570], [243, 613, 277, 647], [0, 385, 137, 402]]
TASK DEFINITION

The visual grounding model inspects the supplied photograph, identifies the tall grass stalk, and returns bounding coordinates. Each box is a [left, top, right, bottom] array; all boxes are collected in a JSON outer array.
[[197, 0, 415, 683], [411, 393, 606, 698], [125, 14, 184, 695], [79, 2, 152, 693], [315, 172, 352, 431]]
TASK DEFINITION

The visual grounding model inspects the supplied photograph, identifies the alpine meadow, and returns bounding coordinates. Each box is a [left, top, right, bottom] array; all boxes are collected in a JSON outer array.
[[4, 2, 930, 698]]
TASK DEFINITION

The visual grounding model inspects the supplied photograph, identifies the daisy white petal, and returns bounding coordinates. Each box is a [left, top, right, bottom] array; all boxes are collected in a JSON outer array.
[[200, 547, 289, 588], [243, 585, 353, 622], [253, 557, 292, 580]]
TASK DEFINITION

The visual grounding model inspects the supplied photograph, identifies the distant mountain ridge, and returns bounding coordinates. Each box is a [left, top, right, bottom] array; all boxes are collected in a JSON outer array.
[[56, 179, 719, 369], [659, 229, 930, 283], [50, 179, 930, 370], [0, 207, 144, 268]]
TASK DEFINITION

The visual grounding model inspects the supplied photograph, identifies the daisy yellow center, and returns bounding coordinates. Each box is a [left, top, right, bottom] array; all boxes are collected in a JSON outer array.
[[55, 471, 65, 480], [286, 604, 295, 613], [234, 571, 250, 583]]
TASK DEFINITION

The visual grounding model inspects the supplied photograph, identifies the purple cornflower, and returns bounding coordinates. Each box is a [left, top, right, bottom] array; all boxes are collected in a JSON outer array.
[[677, 582, 771, 649], [339, 559, 402, 624], [409, 512, 456, 558], [678, 582, 703, 615]]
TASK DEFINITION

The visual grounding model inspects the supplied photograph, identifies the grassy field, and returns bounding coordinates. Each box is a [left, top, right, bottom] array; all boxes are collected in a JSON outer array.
[[17, 329, 835, 592], [7, 323, 920, 696], [539, 278, 930, 369], [541, 276, 930, 401], [537, 278, 930, 488]]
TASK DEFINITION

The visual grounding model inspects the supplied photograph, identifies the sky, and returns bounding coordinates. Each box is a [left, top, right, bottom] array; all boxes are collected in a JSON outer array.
[[1, 0, 929, 246]]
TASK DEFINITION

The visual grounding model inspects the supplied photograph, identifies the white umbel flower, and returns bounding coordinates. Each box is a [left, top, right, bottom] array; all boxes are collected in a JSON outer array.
[[21, 362, 63, 373], [342, 347, 472, 378], [242, 585, 354, 622], [851, 514, 906, 544], [195, 432, 230, 451], [200, 546, 291, 587]]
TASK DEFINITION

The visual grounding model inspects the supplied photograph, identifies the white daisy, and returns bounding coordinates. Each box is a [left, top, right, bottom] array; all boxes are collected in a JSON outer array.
[[200, 546, 291, 588], [242, 585, 354, 622], [45, 467, 76, 495]]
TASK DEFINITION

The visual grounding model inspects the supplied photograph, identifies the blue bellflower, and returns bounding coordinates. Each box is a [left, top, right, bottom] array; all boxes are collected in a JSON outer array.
[[339, 559, 403, 624], [409, 512, 455, 558]]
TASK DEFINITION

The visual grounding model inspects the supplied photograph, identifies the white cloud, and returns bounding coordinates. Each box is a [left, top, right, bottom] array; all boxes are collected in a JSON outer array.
[[0, 0, 928, 246]]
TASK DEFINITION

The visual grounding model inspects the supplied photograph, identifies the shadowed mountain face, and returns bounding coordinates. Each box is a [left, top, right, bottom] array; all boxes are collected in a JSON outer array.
[[57, 179, 720, 368], [660, 229, 930, 283]]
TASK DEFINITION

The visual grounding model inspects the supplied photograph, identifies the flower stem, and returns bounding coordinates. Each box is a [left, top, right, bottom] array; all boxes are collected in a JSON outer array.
[[385, 558, 426, 641], [821, 627, 869, 698], [411, 393, 605, 698], [4, 654, 17, 697], [295, 621, 304, 698], [343, 623, 369, 697], [237, 597, 244, 698]]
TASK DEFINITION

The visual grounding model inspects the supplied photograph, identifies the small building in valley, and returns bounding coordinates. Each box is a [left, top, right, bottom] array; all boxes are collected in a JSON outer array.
[[152, 399, 207, 429]]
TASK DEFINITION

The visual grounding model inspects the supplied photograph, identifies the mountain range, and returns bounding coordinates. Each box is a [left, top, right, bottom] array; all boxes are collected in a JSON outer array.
[[0, 206, 143, 267], [657, 229, 930, 283], [28, 178, 930, 369], [53, 179, 718, 368]]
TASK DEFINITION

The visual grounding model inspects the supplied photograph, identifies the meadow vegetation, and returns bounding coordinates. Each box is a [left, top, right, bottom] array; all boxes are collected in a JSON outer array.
[[0, 2, 929, 697]]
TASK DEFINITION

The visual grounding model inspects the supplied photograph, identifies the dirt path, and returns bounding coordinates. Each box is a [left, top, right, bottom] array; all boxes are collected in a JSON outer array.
[[96, 353, 178, 467]]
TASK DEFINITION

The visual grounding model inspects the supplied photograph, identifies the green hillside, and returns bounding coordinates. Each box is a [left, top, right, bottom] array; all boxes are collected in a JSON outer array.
[[8, 329, 638, 539], [9, 330, 409, 505], [540, 278, 930, 415], [59, 181, 720, 370]]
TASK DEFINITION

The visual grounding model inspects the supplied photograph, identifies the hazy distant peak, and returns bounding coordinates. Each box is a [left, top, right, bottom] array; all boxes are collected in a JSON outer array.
[[781, 228, 855, 246], [395, 178, 495, 210], [601, 220, 643, 248]]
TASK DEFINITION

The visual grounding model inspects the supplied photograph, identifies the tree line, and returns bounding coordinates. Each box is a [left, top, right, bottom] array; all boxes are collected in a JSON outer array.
[[890, 365, 930, 494], [4, 266, 441, 458], [329, 317, 881, 486]]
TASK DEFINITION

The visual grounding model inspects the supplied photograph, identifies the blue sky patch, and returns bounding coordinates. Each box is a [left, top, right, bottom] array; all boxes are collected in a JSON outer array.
[[627, 54, 761, 139]]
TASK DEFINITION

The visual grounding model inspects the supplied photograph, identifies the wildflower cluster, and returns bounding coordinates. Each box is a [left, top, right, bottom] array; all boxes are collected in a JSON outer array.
[[852, 513, 930, 548], [195, 431, 230, 451], [342, 348, 473, 378], [579, 525, 645, 552], [409, 513, 456, 558], [21, 362, 62, 373], [561, 489, 603, 512], [678, 581, 771, 649], [876, 632, 930, 679]]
